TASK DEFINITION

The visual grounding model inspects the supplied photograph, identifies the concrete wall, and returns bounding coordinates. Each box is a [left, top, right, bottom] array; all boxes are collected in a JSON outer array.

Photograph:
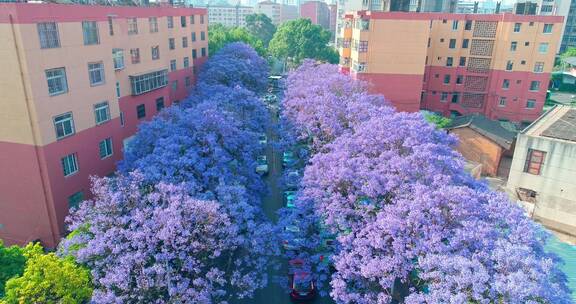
[[450, 127, 504, 176], [508, 134, 576, 235]]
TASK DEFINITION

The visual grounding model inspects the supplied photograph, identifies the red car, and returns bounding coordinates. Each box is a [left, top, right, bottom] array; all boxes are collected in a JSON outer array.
[[288, 259, 316, 301]]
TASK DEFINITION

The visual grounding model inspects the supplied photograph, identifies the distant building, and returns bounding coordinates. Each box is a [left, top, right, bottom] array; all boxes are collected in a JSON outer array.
[[447, 114, 516, 177], [515, 0, 571, 54], [329, 3, 338, 33], [335, 0, 363, 42], [300, 1, 331, 30], [0, 3, 208, 247], [255, 1, 298, 25], [561, 0, 576, 52], [507, 105, 576, 237], [338, 11, 562, 121], [208, 4, 254, 27]]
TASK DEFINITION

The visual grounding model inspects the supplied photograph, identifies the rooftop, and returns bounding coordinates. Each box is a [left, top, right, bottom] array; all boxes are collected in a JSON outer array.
[[524, 105, 576, 143], [447, 114, 517, 149]]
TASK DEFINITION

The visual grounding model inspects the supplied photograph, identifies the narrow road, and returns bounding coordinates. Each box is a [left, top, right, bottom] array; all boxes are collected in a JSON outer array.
[[234, 89, 334, 304]]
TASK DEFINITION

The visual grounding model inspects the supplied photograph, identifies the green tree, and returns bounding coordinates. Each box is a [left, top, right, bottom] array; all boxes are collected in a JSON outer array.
[[208, 24, 266, 56], [245, 13, 276, 47], [3, 243, 92, 304], [561, 47, 576, 59], [423, 112, 452, 129], [269, 18, 339, 65], [0, 241, 26, 297]]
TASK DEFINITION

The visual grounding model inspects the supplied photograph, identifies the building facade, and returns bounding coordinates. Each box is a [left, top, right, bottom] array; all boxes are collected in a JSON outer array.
[[300, 0, 331, 30], [560, 0, 576, 52], [0, 3, 208, 247], [207, 4, 254, 27], [256, 1, 282, 24], [515, 0, 570, 54], [507, 105, 576, 237], [338, 11, 562, 120]]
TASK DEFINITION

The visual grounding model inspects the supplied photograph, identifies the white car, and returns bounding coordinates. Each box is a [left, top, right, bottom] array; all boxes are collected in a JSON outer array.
[[259, 134, 268, 145], [256, 155, 269, 175]]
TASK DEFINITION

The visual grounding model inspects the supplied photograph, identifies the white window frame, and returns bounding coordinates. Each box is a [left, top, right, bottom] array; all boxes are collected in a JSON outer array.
[[149, 17, 159, 33], [128, 17, 138, 35], [99, 138, 113, 159], [37, 22, 60, 49], [82, 21, 100, 45], [88, 61, 105, 86], [534, 62, 544, 73], [45, 67, 68, 96], [539, 42, 549, 54], [113, 48, 125, 70], [54, 112, 75, 139], [61, 153, 79, 177], [94, 101, 111, 125], [152, 46, 160, 60], [130, 48, 140, 64]]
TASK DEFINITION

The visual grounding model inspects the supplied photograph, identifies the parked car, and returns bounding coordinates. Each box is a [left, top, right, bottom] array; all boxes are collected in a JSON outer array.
[[284, 190, 296, 208], [259, 134, 268, 145], [283, 151, 297, 167], [256, 156, 268, 175], [285, 170, 300, 188], [283, 237, 305, 251], [288, 259, 316, 301]]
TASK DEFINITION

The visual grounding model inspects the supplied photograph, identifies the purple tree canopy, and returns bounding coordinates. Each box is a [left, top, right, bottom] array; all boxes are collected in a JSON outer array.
[[61, 173, 277, 303], [198, 42, 269, 93], [119, 104, 265, 200], [282, 60, 388, 152]]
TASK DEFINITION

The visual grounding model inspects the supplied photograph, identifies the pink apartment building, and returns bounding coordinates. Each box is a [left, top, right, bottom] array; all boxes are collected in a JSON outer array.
[[300, 1, 331, 30], [338, 11, 562, 122], [0, 3, 208, 247]]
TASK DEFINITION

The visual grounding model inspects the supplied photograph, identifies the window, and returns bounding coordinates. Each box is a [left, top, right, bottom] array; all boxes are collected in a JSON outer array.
[[465, 20, 472, 30], [502, 79, 510, 89], [116, 81, 121, 98], [45, 67, 68, 95], [152, 46, 160, 60], [68, 191, 84, 209], [156, 97, 165, 111], [499, 97, 506, 107], [359, 41, 368, 52], [183, 57, 189, 68], [530, 81, 540, 91], [510, 41, 517, 51], [61, 153, 78, 177], [543, 24, 553, 33], [82, 21, 99, 45], [427, 38, 431, 47], [443, 74, 451, 84], [149, 17, 159, 33], [452, 20, 458, 30], [456, 75, 463, 84], [514, 22, 521, 32], [170, 59, 177, 71], [108, 16, 114, 36], [446, 57, 453, 67], [37, 22, 60, 49], [441, 92, 448, 101], [541, 4, 553, 12], [534, 62, 544, 73], [459, 57, 466, 66], [54, 112, 75, 139], [200, 15, 204, 24], [506, 60, 513, 71], [169, 38, 175, 50], [99, 138, 113, 159], [462, 39, 469, 48], [128, 18, 138, 35], [137, 104, 146, 119], [185, 76, 191, 87], [168, 16, 174, 28], [526, 99, 536, 109], [192, 32, 197, 42], [521, 60, 526, 65], [201, 47, 206, 57], [525, 41, 530, 46], [451, 92, 460, 103], [201, 31, 206, 41], [191, 15, 195, 24], [130, 69, 168, 95], [449, 39, 456, 48], [192, 49, 197, 59], [88, 62, 105, 86], [442, 19, 447, 24], [181, 16, 187, 27], [539, 42, 549, 53], [172, 80, 178, 91], [94, 102, 110, 124], [523, 149, 546, 175], [120, 111, 125, 127], [113, 48, 125, 70], [130, 48, 140, 64], [182, 37, 188, 48]]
